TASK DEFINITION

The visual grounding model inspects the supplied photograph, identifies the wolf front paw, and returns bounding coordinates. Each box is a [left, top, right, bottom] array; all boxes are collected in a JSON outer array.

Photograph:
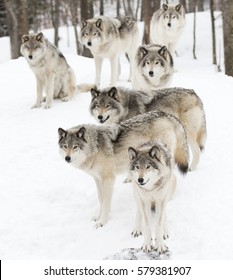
[[31, 103, 42, 109], [95, 219, 107, 228], [154, 241, 168, 254], [131, 229, 142, 238], [61, 97, 69, 102], [142, 242, 153, 253]]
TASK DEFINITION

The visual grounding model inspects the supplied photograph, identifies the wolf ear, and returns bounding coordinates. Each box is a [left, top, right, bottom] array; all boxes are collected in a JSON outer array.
[[149, 145, 162, 161], [81, 19, 87, 29], [128, 147, 138, 161], [76, 127, 87, 142], [36, 32, 43, 42], [58, 128, 67, 140], [158, 46, 168, 60], [108, 87, 119, 101], [162, 4, 168, 11], [21, 35, 29, 43], [139, 47, 148, 58], [96, 18, 103, 29], [175, 4, 182, 12], [91, 88, 99, 100]]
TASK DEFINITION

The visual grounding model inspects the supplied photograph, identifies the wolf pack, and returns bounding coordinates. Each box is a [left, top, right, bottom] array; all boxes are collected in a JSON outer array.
[[21, 3, 206, 255]]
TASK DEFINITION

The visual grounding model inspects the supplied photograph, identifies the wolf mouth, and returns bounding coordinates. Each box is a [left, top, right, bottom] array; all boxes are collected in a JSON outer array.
[[99, 115, 110, 123]]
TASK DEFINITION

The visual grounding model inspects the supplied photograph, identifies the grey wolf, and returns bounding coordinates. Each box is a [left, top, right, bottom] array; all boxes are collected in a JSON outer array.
[[21, 32, 76, 109], [150, 3, 186, 56], [89, 86, 206, 171], [132, 44, 174, 90], [58, 111, 189, 227], [79, 15, 140, 86], [128, 143, 176, 253]]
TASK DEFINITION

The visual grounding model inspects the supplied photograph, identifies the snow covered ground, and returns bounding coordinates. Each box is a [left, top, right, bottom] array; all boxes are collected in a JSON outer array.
[[1, 11, 233, 260]]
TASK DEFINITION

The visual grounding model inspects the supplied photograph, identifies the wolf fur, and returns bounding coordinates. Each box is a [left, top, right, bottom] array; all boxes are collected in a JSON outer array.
[[58, 111, 189, 227], [90, 86, 206, 171], [150, 3, 186, 56], [128, 143, 176, 253], [21, 32, 76, 109], [79, 15, 140, 86], [132, 44, 174, 90]]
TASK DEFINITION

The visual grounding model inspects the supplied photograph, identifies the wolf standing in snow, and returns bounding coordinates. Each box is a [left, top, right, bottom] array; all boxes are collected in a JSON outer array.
[[58, 111, 189, 227], [150, 4, 186, 56], [128, 143, 176, 253], [21, 32, 76, 109], [132, 44, 174, 90], [79, 15, 140, 86]]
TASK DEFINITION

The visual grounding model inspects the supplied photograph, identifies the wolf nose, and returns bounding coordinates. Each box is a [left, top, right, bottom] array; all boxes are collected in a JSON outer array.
[[65, 156, 71, 163], [138, 178, 144, 184], [168, 23, 171, 27], [87, 41, 92, 46], [98, 115, 103, 120], [149, 71, 154, 77], [28, 55, 33, 59]]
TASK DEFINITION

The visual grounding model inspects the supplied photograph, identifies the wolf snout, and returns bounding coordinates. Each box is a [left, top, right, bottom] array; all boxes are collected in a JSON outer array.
[[98, 115, 103, 120], [87, 41, 92, 46], [28, 55, 33, 60], [167, 23, 171, 27], [138, 178, 144, 184], [149, 71, 154, 77], [65, 156, 71, 163]]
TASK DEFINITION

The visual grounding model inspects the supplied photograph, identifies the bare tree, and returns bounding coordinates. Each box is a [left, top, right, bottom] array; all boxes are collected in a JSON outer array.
[[222, 0, 233, 76], [197, 0, 204, 11], [70, 0, 83, 55], [193, 0, 197, 59], [50, 0, 60, 47], [210, 0, 217, 65], [4, 0, 29, 59], [80, 0, 93, 58], [100, 0, 104, 15]]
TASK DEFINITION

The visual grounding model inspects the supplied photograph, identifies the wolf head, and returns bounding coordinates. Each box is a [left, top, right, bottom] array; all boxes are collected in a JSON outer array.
[[58, 127, 89, 165], [128, 144, 171, 191], [20, 32, 46, 63], [79, 18, 104, 50], [137, 44, 173, 79], [90, 87, 124, 124], [161, 4, 185, 29]]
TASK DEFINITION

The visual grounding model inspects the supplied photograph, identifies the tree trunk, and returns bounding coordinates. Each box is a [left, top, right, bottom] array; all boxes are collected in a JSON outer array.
[[70, 0, 82, 55], [117, 0, 120, 17], [197, 0, 204, 11], [180, 0, 187, 13], [142, 0, 153, 44], [80, 0, 93, 58], [193, 0, 197, 59], [210, 0, 217, 65], [222, 0, 233, 76], [100, 0, 104, 15], [188, 0, 195, 13]]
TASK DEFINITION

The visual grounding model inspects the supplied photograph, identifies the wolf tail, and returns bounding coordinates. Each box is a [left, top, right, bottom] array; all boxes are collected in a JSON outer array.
[[76, 83, 96, 93], [172, 117, 190, 174]]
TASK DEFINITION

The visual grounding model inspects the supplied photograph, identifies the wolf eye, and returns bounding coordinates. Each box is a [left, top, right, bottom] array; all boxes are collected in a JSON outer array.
[[85, 32, 89, 36], [95, 104, 99, 108], [146, 164, 151, 169], [73, 145, 79, 150], [135, 165, 139, 170], [156, 61, 160, 65], [172, 16, 176, 19], [146, 61, 150, 65], [63, 144, 68, 149], [105, 104, 110, 109], [93, 33, 97, 36], [165, 15, 169, 19]]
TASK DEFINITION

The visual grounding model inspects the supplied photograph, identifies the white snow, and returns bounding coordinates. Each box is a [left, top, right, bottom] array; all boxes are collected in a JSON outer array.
[[1, 11, 233, 260]]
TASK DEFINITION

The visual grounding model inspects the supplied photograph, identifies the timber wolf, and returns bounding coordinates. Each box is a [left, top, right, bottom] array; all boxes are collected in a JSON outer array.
[[128, 143, 176, 253], [79, 15, 140, 86], [21, 32, 76, 109], [58, 111, 189, 227], [89, 86, 206, 170], [132, 44, 174, 90], [150, 3, 186, 56]]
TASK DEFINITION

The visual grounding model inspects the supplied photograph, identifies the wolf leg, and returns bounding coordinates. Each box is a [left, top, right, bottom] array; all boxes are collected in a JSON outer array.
[[110, 56, 119, 86], [95, 175, 115, 228], [155, 200, 168, 254], [32, 75, 44, 108], [44, 74, 55, 109], [94, 56, 103, 86], [140, 199, 153, 252]]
